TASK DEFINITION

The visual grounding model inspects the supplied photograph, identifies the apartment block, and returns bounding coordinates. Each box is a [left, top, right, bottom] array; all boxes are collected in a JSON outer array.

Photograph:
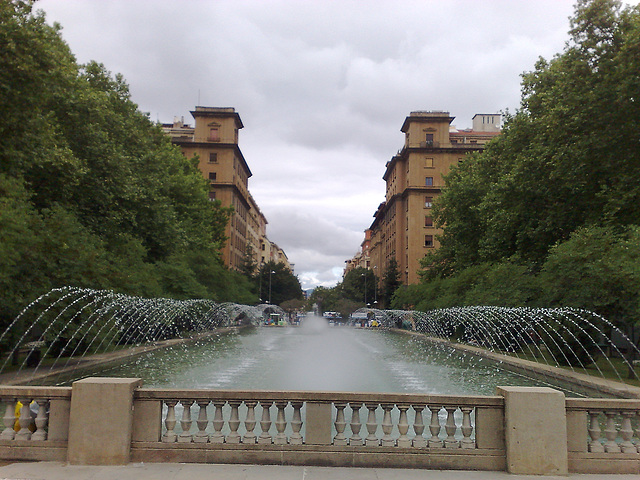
[[347, 111, 499, 285], [163, 107, 291, 273]]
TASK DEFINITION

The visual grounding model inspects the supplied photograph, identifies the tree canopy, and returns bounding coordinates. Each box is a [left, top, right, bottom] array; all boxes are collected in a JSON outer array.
[[256, 261, 304, 306], [0, 1, 256, 336], [408, 0, 640, 330]]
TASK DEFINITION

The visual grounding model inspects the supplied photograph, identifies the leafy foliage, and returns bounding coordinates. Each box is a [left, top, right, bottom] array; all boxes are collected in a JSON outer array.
[[256, 261, 304, 306], [380, 258, 401, 308], [0, 1, 255, 339], [342, 267, 376, 305], [410, 0, 640, 333]]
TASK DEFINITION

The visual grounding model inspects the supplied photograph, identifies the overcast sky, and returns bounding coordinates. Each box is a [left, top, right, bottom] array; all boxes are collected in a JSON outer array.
[[37, 0, 584, 290]]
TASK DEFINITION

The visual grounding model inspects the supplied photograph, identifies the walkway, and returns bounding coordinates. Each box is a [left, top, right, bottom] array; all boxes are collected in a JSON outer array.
[[0, 462, 636, 480]]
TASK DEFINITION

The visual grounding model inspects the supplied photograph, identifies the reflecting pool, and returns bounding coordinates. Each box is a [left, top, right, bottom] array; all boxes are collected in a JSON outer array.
[[43, 318, 602, 397]]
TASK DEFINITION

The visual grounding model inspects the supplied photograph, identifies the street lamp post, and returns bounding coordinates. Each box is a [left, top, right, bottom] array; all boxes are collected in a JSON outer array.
[[268, 270, 275, 305], [373, 266, 378, 305], [361, 272, 367, 305]]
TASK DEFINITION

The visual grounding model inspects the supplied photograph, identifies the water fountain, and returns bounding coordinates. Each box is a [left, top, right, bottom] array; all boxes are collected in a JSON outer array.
[[1, 291, 638, 475], [1, 288, 639, 397], [353, 306, 640, 397], [0, 287, 266, 385]]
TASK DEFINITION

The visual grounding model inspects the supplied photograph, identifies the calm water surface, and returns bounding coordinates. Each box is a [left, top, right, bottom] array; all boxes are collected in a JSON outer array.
[[48, 318, 592, 396]]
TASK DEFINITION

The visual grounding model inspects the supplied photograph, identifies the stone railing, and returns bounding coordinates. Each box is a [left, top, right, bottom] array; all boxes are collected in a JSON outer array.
[[0, 379, 638, 475], [566, 397, 640, 474], [0, 386, 71, 461], [130, 388, 505, 470]]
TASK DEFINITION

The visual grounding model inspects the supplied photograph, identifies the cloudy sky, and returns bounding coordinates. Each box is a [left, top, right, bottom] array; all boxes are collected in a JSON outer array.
[[37, 0, 582, 290]]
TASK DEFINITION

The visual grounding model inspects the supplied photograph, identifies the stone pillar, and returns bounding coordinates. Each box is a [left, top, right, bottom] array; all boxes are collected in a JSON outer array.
[[67, 377, 142, 465], [305, 402, 332, 445], [497, 386, 568, 475]]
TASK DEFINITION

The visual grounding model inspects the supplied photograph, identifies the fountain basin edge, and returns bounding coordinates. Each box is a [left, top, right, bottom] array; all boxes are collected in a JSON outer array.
[[394, 328, 640, 399]]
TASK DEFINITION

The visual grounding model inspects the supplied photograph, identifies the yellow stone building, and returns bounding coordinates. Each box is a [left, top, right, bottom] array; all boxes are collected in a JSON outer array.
[[349, 111, 500, 285], [163, 107, 291, 273]]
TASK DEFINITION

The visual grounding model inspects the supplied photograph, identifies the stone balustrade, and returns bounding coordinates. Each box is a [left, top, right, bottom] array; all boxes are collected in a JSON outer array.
[[0, 386, 71, 462], [141, 391, 491, 449], [566, 397, 640, 473], [0, 379, 638, 474]]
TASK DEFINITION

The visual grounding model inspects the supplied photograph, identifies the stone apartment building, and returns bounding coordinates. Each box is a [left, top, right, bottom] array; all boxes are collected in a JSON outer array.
[[347, 111, 500, 285], [163, 106, 291, 273]]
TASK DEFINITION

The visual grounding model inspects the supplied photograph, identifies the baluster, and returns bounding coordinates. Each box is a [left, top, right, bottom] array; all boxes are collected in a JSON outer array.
[[381, 404, 395, 447], [365, 403, 379, 446], [587, 411, 604, 452], [194, 401, 210, 443], [348, 402, 363, 446], [397, 405, 411, 448], [460, 407, 475, 449], [178, 400, 194, 443], [619, 411, 635, 453], [290, 402, 303, 445], [1, 400, 16, 440], [428, 405, 443, 448], [210, 401, 225, 443], [444, 407, 459, 448], [258, 401, 273, 444], [636, 410, 640, 453], [15, 399, 33, 441], [30, 400, 48, 441], [333, 403, 347, 445], [227, 401, 242, 444], [243, 401, 258, 444], [603, 411, 620, 453], [412, 405, 426, 448], [274, 401, 288, 445], [162, 400, 178, 442]]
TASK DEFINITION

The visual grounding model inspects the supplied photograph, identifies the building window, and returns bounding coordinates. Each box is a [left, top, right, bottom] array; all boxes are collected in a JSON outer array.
[[209, 153, 218, 163], [209, 172, 217, 182], [425, 235, 434, 248], [425, 196, 433, 208], [209, 128, 220, 141], [425, 133, 434, 146], [425, 216, 433, 227], [425, 157, 434, 168], [425, 176, 433, 186], [208, 191, 216, 201]]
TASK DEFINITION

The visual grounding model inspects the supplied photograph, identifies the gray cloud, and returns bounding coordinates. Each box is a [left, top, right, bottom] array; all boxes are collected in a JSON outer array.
[[37, 0, 583, 289]]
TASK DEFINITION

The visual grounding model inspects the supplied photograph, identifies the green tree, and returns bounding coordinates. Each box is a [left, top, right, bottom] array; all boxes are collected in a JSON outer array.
[[0, 1, 254, 340], [420, 0, 640, 277], [239, 244, 258, 282], [257, 262, 304, 306], [333, 298, 362, 321], [280, 298, 307, 321], [308, 285, 342, 314], [538, 226, 640, 328], [342, 267, 376, 305], [380, 258, 401, 308]]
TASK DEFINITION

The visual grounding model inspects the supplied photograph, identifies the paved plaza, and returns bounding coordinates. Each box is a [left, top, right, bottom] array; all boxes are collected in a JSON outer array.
[[0, 462, 637, 480]]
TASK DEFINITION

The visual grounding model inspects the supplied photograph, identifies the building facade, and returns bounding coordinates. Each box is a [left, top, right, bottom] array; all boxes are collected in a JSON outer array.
[[163, 107, 291, 273], [347, 111, 499, 285]]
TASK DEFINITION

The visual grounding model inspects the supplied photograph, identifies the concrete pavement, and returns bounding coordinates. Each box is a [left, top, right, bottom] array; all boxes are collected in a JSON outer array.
[[0, 462, 637, 480]]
